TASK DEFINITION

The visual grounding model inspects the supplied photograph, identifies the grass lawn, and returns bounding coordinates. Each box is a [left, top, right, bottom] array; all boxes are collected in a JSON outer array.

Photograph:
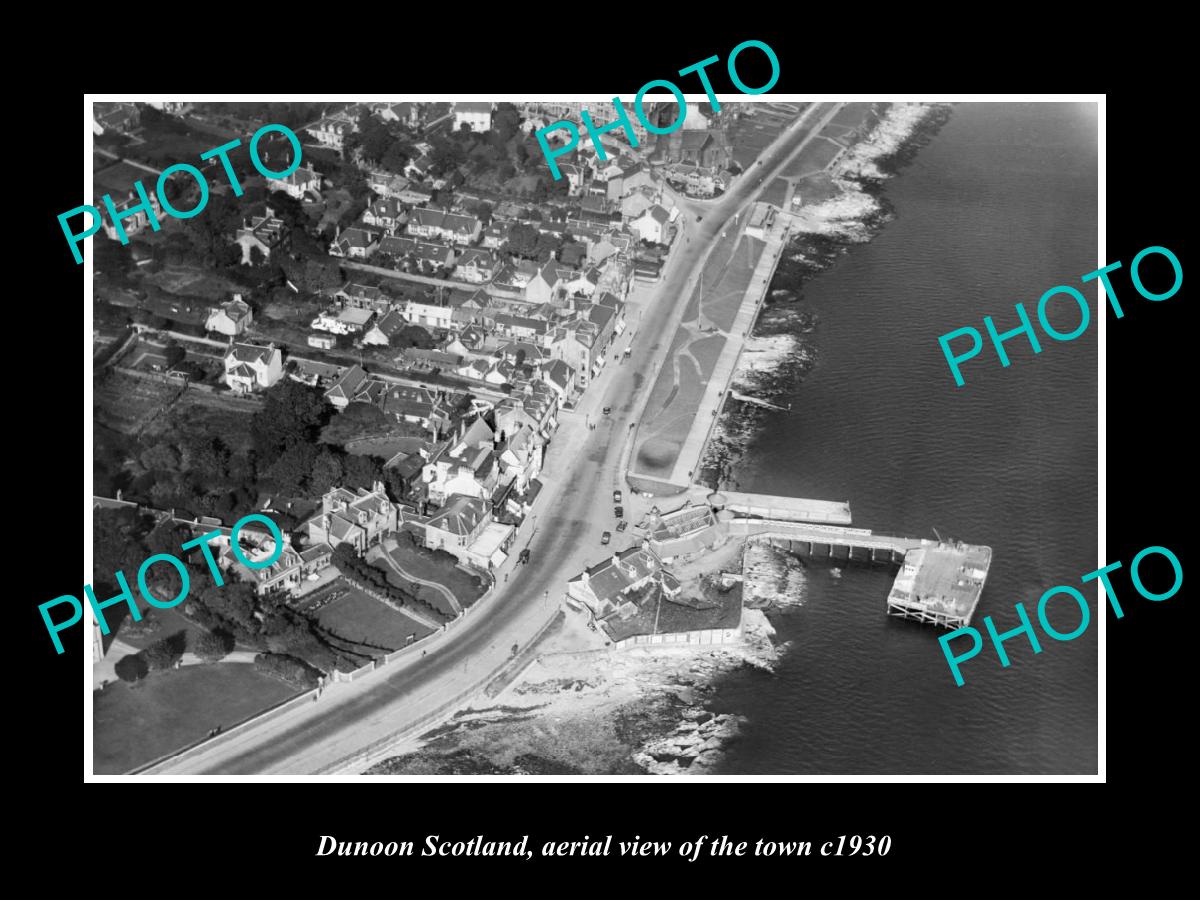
[[384, 541, 488, 608], [143, 264, 243, 302], [93, 664, 299, 774], [793, 172, 841, 207], [342, 435, 424, 459], [378, 565, 456, 618], [112, 606, 203, 652], [318, 587, 433, 650], [761, 177, 789, 208], [831, 102, 875, 131]]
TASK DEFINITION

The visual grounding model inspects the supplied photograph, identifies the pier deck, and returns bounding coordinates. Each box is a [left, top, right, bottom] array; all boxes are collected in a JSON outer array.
[[644, 492, 991, 629], [886, 543, 992, 629]]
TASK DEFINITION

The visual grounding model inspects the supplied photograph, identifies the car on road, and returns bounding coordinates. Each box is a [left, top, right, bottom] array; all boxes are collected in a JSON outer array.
[[613, 490, 622, 504], [616, 520, 628, 532], [614, 506, 623, 518], [601, 531, 612, 545]]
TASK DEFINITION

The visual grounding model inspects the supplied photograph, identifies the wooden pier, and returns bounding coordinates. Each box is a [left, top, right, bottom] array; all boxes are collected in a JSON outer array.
[[649, 494, 992, 629]]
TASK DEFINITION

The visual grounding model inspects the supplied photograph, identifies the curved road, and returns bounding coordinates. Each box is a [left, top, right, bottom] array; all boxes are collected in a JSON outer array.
[[147, 103, 843, 775]]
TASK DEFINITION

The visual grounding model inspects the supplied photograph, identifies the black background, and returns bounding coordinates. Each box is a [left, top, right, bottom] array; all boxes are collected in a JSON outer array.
[[20, 20, 1190, 883]]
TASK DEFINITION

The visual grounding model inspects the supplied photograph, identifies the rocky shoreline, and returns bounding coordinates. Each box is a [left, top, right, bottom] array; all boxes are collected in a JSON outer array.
[[364, 610, 779, 776], [701, 103, 954, 490]]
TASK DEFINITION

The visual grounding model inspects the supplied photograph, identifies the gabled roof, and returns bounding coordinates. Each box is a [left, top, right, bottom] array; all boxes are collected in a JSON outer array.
[[542, 358, 573, 389], [457, 248, 495, 268], [569, 546, 662, 605], [367, 196, 403, 217], [494, 314, 551, 334], [370, 309, 408, 339], [338, 226, 381, 249], [339, 282, 387, 302], [271, 165, 320, 187], [326, 364, 368, 401], [427, 493, 489, 535], [216, 298, 252, 322], [227, 342, 277, 365], [454, 101, 494, 114], [378, 234, 416, 256]]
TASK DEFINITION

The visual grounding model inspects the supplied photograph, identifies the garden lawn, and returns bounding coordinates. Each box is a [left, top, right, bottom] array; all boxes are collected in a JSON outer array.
[[318, 586, 434, 649], [113, 606, 204, 652], [384, 541, 488, 608], [93, 664, 299, 774]]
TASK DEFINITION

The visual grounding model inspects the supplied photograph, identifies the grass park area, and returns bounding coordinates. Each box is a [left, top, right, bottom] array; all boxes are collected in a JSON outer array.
[[760, 178, 789, 208], [781, 136, 843, 178], [383, 539, 488, 609], [317, 586, 433, 650], [93, 664, 299, 774]]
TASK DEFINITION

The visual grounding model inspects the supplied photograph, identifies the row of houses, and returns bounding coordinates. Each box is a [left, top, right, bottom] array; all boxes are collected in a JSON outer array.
[[306, 101, 490, 153], [321, 275, 627, 393]]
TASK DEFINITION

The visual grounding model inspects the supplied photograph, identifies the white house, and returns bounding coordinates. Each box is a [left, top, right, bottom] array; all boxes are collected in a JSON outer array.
[[631, 205, 671, 244], [308, 118, 354, 151], [224, 342, 282, 394], [453, 101, 494, 133], [205, 296, 252, 337], [404, 298, 454, 331], [267, 165, 321, 200]]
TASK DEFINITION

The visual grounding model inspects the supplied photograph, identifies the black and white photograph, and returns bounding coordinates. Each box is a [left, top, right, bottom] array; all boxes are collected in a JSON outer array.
[[74, 93, 1113, 778]]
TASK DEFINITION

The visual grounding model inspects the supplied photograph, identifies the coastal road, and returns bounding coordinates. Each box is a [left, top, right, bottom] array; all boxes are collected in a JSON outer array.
[[146, 103, 842, 775]]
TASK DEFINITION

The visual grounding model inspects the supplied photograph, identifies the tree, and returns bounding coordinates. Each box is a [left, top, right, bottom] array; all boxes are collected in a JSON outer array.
[[309, 449, 345, 495], [343, 453, 382, 490], [503, 223, 540, 260], [491, 103, 521, 141], [264, 441, 319, 494], [361, 119, 395, 165], [381, 142, 409, 175], [163, 342, 186, 370], [252, 379, 330, 457], [199, 582, 259, 635], [398, 325, 436, 349], [115, 653, 149, 682], [182, 434, 230, 480], [192, 628, 235, 662], [93, 507, 154, 592], [143, 632, 186, 671]]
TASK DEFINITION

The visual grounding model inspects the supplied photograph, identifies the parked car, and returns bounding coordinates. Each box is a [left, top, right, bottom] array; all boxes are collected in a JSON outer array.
[[601, 531, 612, 545], [602, 406, 611, 415], [614, 506, 624, 518], [613, 490, 622, 504], [616, 520, 628, 532], [518, 548, 531, 565]]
